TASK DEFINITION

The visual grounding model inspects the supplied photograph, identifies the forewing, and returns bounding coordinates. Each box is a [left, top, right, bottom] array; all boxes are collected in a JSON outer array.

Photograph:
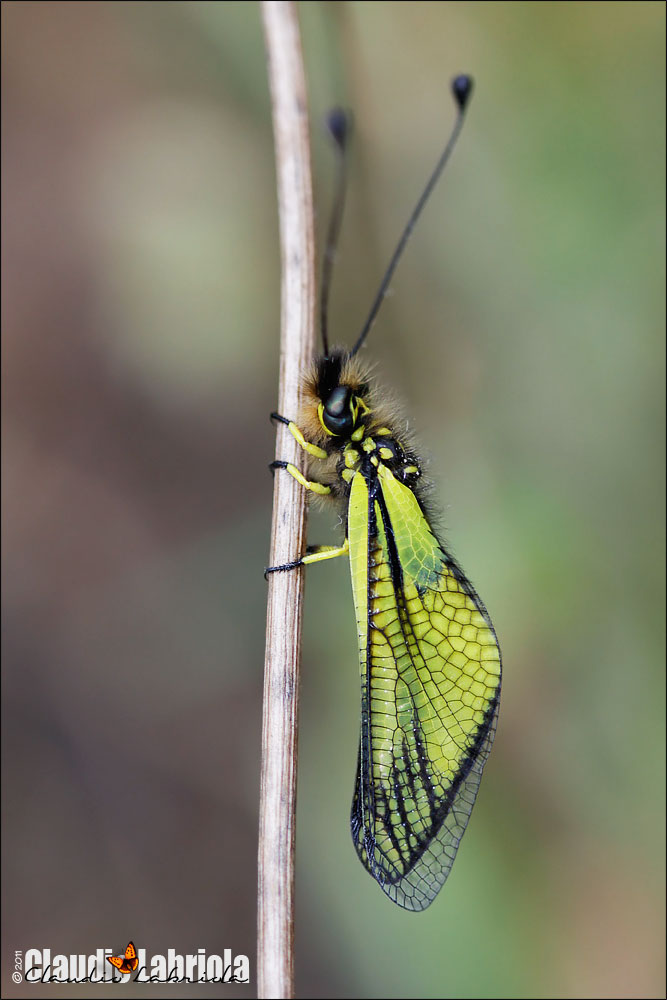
[[348, 466, 501, 910]]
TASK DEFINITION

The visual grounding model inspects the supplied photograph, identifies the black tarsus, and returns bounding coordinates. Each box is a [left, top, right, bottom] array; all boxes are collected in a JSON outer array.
[[264, 558, 303, 580], [265, 544, 332, 581]]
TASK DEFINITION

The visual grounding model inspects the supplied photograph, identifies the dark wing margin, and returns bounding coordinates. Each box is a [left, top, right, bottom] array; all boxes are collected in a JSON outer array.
[[352, 692, 500, 910], [349, 467, 502, 911]]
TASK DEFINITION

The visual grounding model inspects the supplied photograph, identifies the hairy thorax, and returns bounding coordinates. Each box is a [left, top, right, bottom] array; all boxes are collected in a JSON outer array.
[[298, 350, 423, 500]]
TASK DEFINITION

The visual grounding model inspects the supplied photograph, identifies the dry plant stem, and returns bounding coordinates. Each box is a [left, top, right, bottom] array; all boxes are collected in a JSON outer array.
[[259, 2, 316, 998]]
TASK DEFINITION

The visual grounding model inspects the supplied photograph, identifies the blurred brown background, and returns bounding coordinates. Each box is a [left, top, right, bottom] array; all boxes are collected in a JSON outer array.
[[2, 2, 665, 998]]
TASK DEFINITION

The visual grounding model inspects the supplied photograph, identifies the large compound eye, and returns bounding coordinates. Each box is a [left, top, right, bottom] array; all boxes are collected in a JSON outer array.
[[322, 386, 353, 435]]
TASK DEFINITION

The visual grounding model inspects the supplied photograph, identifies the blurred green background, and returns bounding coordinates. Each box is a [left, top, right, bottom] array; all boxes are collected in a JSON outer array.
[[2, 2, 664, 998]]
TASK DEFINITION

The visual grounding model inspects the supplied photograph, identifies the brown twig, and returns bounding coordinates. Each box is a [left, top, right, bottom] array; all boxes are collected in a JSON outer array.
[[258, 3, 316, 997]]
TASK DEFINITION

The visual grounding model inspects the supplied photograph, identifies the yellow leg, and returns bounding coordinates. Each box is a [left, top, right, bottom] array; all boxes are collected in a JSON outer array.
[[270, 461, 331, 496], [302, 539, 349, 565], [266, 539, 349, 577], [287, 422, 327, 459], [271, 412, 327, 459]]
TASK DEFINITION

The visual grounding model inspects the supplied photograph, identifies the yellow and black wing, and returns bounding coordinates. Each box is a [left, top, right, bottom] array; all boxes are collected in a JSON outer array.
[[347, 466, 501, 910]]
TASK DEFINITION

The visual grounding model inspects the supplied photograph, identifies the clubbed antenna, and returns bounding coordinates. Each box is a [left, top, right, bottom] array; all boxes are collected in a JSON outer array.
[[349, 74, 474, 357], [320, 107, 352, 357]]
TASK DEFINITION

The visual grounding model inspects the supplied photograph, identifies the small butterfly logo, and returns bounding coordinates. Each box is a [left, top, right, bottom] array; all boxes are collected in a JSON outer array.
[[107, 941, 138, 975]]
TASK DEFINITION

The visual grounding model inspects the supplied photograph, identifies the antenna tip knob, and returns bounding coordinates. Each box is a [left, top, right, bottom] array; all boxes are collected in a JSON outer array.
[[451, 74, 474, 111], [325, 107, 351, 149]]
